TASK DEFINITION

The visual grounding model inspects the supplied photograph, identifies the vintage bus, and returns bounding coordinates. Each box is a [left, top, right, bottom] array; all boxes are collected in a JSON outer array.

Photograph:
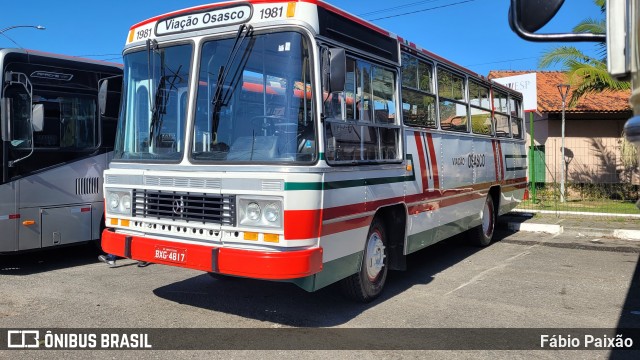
[[0, 49, 122, 253], [102, 0, 526, 301]]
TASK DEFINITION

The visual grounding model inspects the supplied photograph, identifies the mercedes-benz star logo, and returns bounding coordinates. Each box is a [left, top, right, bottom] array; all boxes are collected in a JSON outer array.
[[173, 198, 185, 215]]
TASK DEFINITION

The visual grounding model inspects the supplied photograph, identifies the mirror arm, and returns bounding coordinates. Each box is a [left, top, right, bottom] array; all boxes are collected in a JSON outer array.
[[509, 0, 605, 42], [8, 142, 34, 168]]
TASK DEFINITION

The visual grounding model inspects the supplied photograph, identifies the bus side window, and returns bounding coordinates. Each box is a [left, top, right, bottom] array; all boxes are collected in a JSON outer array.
[[495, 113, 510, 138]]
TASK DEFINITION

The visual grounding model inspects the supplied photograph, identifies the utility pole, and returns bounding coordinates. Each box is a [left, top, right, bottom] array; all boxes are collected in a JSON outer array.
[[557, 84, 570, 203]]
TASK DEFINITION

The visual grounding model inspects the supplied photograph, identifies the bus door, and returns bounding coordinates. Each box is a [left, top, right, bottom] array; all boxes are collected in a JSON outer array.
[[0, 177, 19, 252]]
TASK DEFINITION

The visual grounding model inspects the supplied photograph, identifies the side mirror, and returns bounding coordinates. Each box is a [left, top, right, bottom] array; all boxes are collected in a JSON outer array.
[[32, 104, 44, 132], [624, 116, 640, 146], [509, 0, 565, 33], [508, 0, 605, 42], [98, 79, 108, 116], [329, 48, 345, 93]]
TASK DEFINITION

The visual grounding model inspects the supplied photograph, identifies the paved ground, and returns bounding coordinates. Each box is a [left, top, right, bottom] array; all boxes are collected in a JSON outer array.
[[0, 217, 639, 359]]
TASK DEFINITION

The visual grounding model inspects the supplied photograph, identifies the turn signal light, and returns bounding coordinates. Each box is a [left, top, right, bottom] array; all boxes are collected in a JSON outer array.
[[287, 2, 297, 17], [263, 233, 279, 243], [244, 232, 259, 241]]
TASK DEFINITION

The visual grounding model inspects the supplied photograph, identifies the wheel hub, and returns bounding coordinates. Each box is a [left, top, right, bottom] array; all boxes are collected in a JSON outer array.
[[365, 232, 386, 281]]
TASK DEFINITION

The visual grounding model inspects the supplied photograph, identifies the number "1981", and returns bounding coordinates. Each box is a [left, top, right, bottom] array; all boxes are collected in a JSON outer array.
[[260, 7, 283, 19]]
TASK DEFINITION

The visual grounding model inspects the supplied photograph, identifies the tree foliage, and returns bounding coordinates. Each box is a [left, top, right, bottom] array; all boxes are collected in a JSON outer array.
[[538, 0, 630, 107]]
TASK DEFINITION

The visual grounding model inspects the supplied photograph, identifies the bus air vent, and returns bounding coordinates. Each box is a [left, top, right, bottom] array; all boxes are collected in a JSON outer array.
[[76, 177, 100, 195]]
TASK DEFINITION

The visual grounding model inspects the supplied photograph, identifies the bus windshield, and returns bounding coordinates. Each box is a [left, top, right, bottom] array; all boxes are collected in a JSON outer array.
[[191, 31, 316, 163], [115, 44, 192, 161]]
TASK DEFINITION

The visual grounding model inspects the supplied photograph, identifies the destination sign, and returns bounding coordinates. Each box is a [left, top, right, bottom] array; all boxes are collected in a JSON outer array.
[[156, 4, 253, 36]]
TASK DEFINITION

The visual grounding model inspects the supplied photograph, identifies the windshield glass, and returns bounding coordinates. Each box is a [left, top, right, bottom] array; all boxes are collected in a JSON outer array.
[[114, 44, 192, 161], [192, 31, 315, 163]]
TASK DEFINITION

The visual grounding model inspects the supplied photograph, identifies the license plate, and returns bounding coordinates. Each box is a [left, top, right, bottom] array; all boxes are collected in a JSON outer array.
[[154, 245, 187, 264]]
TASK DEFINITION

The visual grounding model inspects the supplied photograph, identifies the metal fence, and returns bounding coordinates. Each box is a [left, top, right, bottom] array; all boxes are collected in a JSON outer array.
[[517, 136, 640, 215]]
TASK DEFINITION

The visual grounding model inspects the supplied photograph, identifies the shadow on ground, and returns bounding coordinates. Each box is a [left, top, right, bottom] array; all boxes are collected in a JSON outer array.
[[153, 229, 514, 327], [0, 242, 102, 275]]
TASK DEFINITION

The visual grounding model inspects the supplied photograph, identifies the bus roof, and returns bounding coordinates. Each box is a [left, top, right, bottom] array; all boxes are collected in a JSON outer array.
[[130, 0, 390, 37], [128, 0, 515, 91], [0, 48, 122, 69]]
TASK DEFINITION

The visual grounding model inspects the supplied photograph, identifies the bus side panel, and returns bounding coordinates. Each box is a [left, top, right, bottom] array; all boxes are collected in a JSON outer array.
[[404, 129, 441, 253], [435, 132, 480, 232], [18, 154, 107, 248], [0, 181, 19, 252], [499, 140, 527, 215], [314, 170, 368, 288]]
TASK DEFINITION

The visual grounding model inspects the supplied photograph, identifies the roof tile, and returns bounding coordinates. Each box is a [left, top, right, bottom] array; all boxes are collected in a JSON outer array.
[[488, 70, 631, 113]]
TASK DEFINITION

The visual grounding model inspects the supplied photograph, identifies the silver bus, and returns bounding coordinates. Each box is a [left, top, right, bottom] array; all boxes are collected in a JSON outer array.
[[0, 49, 122, 252]]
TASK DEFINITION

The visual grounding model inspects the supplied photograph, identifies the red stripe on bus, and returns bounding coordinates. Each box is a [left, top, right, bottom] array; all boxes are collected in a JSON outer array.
[[9, 214, 20, 220], [425, 133, 439, 188], [321, 215, 374, 236], [497, 141, 504, 181], [406, 191, 485, 214], [491, 140, 500, 182], [321, 177, 528, 222], [284, 209, 322, 239], [414, 132, 429, 192]]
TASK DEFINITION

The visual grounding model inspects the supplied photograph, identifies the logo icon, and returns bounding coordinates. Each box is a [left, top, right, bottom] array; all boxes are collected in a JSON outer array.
[[172, 198, 185, 215], [7, 330, 40, 348]]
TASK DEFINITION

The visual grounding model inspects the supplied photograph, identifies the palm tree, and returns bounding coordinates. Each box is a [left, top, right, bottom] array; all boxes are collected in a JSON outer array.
[[538, 0, 630, 106]]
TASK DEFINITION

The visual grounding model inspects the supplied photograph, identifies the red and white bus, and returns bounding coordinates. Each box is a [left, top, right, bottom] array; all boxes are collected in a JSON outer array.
[[101, 0, 526, 301]]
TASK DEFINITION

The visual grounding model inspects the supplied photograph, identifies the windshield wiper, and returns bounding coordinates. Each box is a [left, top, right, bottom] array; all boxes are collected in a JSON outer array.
[[149, 66, 182, 147], [210, 24, 253, 135]]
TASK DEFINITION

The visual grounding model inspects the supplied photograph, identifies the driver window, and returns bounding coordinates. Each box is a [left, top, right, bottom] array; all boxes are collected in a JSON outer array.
[[4, 85, 32, 149]]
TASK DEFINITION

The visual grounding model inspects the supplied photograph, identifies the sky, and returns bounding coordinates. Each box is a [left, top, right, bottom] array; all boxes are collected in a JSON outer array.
[[0, 0, 603, 76]]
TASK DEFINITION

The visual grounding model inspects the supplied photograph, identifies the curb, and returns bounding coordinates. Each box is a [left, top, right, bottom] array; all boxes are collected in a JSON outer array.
[[506, 222, 563, 235], [612, 229, 640, 241], [504, 221, 640, 241]]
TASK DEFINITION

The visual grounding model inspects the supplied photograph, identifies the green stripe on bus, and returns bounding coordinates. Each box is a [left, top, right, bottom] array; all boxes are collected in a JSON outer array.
[[289, 251, 362, 292], [285, 175, 413, 191], [406, 214, 481, 253], [285, 155, 415, 191]]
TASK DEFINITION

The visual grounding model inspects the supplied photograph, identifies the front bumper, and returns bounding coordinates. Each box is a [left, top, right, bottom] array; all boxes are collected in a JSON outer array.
[[101, 229, 323, 280]]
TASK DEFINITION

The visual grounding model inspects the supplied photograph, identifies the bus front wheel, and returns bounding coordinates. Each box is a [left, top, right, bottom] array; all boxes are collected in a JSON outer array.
[[340, 217, 388, 302]]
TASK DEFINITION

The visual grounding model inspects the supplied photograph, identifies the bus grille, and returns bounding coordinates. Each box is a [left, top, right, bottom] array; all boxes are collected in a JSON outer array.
[[132, 190, 235, 225]]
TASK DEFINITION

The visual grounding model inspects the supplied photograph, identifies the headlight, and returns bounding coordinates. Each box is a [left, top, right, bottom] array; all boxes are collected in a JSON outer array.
[[238, 197, 282, 228], [108, 193, 120, 210], [264, 203, 279, 223], [105, 189, 133, 216], [246, 202, 261, 221]]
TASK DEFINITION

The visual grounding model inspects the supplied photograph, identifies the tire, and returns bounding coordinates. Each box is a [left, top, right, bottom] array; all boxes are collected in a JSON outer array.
[[340, 217, 388, 302], [469, 195, 496, 247]]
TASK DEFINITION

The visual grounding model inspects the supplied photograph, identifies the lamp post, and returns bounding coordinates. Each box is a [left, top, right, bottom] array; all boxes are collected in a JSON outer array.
[[0, 25, 46, 34], [557, 84, 570, 203], [0, 25, 45, 48]]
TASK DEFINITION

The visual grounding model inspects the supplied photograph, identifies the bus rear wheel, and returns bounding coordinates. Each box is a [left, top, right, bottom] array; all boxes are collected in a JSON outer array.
[[340, 217, 388, 302], [470, 195, 496, 247]]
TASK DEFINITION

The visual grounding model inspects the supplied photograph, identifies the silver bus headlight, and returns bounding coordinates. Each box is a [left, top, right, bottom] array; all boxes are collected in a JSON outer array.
[[105, 189, 133, 216], [238, 197, 282, 228]]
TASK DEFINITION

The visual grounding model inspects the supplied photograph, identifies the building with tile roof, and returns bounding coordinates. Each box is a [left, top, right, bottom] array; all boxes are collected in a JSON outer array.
[[489, 70, 634, 186]]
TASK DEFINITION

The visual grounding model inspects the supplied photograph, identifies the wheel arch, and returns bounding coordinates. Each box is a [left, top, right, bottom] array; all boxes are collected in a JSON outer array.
[[373, 203, 407, 271], [488, 185, 501, 216]]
